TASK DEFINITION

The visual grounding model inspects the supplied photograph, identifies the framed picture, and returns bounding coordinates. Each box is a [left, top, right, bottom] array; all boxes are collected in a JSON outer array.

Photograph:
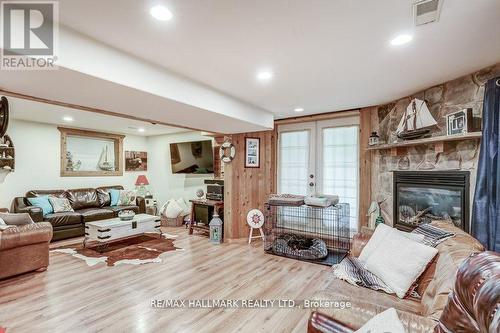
[[58, 127, 124, 177], [446, 108, 474, 135], [125, 151, 148, 171], [245, 137, 260, 168]]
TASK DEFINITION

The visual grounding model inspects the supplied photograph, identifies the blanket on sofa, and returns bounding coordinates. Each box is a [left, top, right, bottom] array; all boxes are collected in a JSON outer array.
[[332, 223, 455, 298]]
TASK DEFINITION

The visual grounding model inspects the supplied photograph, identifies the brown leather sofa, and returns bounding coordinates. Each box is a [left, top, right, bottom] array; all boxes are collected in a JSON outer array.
[[0, 209, 53, 280], [308, 251, 500, 333], [12, 186, 146, 241], [307, 221, 486, 333]]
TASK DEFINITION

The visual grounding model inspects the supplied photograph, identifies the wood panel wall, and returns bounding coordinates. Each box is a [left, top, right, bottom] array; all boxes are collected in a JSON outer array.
[[223, 109, 372, 239], [358, 108, 373, 228], [223, 130, 276, 239]]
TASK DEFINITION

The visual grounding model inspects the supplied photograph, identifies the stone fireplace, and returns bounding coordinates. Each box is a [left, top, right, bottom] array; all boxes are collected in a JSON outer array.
[[367, 64, 500, 228], [393, 171, 470, 232]]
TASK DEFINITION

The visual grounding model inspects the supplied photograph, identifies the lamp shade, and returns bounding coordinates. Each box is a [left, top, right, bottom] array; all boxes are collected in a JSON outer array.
[[135, 175, 149, 186]]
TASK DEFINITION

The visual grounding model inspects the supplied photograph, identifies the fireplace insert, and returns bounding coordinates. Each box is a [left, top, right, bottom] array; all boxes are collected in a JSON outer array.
[[393, 171, 470, 232]]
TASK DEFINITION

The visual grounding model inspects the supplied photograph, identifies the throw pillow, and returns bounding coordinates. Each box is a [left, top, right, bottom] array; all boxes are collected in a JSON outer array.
[[109, 189, 121, 206], [0, 212, 34, 226], [176, 198, 191, 216], [118, 190, 137, 206], [359, 223, 438, 298], [49, 197, 74, 213], [355, 308, 406, 333], [27, 196, 53, 216], [165, 199, 183, 218]]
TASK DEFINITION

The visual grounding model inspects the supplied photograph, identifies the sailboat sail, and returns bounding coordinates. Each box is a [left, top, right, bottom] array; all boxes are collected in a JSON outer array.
[[98, 146, 114, 171], [396, 99, 437, 134]]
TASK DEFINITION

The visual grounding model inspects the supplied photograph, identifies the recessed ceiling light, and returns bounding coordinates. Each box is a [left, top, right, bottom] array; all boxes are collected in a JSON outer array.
[[138, 128, 145, 133], [294, 107, 304, 112], [256, 70, 273, 81], [390, 34, 413, 46], [150, 5, 173, 21], [63, 116, 74, 122]]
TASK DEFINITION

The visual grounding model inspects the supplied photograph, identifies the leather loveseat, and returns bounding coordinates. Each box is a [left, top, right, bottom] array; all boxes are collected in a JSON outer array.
[[308, 221, 486, 333], [12, 186, 146, 241], [308, 251, 500, 333]]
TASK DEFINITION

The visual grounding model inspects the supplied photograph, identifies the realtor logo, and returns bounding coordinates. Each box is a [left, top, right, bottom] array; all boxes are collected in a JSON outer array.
[[1, 1, 58, 70]]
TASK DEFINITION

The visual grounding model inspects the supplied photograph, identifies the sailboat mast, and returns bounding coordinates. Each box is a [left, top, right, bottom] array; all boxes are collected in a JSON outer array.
[[412, 100, 417, 131]]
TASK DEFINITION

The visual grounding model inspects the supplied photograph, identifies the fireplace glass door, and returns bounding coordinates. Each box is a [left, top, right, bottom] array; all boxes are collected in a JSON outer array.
[[394, 171, 469, 232]]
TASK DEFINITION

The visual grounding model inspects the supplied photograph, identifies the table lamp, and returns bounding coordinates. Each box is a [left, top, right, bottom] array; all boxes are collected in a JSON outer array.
[[135, 175, 149, 197]]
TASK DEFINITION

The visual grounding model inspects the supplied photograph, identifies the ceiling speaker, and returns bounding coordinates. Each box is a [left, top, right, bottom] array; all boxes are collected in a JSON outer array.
[[413, 0, 442, 26]]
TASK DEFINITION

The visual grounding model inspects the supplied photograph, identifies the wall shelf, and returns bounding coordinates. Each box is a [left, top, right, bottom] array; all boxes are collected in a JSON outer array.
[[0, 134, 15, 172], [366, 132, 482, 156]]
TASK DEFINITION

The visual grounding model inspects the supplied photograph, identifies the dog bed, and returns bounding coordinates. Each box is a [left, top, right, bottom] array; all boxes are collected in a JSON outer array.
[[272, 233, 328, 260]]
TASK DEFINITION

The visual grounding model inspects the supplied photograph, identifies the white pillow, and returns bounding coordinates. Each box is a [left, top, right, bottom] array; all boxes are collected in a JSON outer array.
[[355, 308, 406, 333], [0, 217, 6, 226], [176, 198, 191, 216], [359, 223, 438, 298], [164, 199, 183, 218]]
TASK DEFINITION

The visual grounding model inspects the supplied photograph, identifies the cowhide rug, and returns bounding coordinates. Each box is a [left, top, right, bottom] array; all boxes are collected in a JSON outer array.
[[51, 234, 181, 267]]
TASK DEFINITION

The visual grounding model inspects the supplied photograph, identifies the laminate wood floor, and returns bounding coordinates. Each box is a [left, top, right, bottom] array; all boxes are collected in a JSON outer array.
[[0, 227, 334, 333]]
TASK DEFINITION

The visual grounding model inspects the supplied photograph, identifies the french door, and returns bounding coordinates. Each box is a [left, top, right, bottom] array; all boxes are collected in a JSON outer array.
[[277, 116, 360, 229]]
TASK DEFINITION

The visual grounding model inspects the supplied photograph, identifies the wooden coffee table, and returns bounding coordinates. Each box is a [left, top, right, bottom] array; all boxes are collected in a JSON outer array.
[[84, 214, 162, 251]]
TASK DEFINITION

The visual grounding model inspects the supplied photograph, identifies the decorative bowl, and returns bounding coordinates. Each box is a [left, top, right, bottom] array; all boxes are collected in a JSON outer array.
[[118, 210, 136, 221]]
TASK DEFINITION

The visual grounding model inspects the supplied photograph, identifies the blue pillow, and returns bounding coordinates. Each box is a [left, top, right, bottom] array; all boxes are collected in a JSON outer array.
[[109, 189, 120, 206], [28, 196, 54, 216]]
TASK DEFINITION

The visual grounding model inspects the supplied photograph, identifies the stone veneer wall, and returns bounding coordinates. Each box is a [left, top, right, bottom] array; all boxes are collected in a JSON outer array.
[[369, 63, 500, 227]]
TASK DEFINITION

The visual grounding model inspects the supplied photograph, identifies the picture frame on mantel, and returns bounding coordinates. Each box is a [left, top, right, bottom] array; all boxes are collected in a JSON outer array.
[[446, 108, 474, 135], [245, 137, 260, 168], [58, 127, 124, 177]]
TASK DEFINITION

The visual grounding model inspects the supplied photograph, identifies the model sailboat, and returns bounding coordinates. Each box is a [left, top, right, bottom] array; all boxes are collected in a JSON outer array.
[[396, 98, 437, 140], [98, 146, 114, 171]]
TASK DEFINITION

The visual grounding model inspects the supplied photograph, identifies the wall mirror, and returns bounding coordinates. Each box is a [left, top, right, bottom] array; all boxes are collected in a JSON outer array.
[[59, 127, 124, 177]]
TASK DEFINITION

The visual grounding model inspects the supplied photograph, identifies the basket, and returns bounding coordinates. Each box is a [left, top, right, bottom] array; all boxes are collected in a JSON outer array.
[[161, 215, 185, 227]]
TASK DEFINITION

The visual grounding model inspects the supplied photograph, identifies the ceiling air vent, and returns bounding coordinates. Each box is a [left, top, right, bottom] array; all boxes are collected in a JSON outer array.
[[413, 0, 442, 26]]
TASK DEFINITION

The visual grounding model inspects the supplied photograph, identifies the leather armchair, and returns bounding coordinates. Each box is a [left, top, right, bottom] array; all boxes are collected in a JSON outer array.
[[11, 197, 43, 222], [0, 210, 53, 280]]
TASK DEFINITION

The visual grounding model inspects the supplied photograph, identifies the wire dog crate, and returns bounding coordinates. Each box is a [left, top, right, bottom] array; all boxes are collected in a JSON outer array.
[[263, 203, 351, 266]]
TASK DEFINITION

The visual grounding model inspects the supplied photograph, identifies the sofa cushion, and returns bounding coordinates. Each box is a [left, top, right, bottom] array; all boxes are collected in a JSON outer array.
[[27, 196, 54, 216], [96, 186, 124, 207], [355, 308, 406, 333], [420, 221, 484, 320], [0, 212, 35, 226], [67, 188, 100, 210], [26, 189, 67, 198], [78, 208, 114, 223], [324, 278, 423, 315], [359, 224, 438, 298], [107, 205, 140, 215], [49, 197, 74, 213], [44, 212, 82, 227]]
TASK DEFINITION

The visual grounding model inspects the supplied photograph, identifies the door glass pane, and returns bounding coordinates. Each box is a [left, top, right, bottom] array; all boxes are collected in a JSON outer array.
[[279, 130, 309, 195], [322, 126, 359, 230]]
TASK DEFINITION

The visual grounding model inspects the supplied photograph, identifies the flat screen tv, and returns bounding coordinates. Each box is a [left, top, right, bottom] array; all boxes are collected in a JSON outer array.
[[169, 140, 214, 174]]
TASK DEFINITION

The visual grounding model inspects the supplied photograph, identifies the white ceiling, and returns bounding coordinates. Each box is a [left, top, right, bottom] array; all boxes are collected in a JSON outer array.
[[8, 97, 186, 136], [58, 0, 500, 118]]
